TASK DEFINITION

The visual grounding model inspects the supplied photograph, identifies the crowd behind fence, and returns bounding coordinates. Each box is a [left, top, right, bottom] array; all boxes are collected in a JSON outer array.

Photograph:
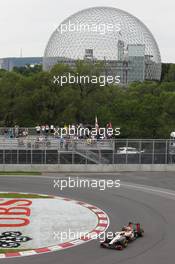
[[0, 137, 174, 164]]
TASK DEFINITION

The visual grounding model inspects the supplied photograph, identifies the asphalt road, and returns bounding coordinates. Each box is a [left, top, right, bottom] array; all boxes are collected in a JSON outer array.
[[0, 171, 175, 264]]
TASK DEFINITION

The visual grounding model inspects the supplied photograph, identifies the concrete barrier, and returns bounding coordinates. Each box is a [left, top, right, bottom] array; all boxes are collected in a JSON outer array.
[[0, 164, 175, 172]]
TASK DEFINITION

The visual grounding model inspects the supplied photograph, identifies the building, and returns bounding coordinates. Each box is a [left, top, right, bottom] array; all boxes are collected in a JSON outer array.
[[43, 6, 161, 84], [0, 57, 42, 71]]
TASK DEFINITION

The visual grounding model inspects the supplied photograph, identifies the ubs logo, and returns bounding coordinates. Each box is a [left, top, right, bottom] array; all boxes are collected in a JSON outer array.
[[0, 198, 32, 227]]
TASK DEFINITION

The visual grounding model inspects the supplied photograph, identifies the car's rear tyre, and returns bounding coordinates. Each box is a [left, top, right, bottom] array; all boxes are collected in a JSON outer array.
[[100, 243, 107, 248], [116, 245, 123, 250]]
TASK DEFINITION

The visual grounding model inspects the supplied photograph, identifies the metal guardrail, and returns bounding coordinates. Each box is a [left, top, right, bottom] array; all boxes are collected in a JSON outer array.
[[0, 138, 174, 164]]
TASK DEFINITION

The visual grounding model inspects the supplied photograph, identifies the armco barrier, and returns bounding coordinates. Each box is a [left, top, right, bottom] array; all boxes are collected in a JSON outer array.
[[0, 164, 175, 172]]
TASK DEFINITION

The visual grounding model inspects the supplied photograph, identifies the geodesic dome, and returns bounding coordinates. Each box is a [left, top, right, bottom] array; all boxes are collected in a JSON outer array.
[[43, 6, 161, 80]]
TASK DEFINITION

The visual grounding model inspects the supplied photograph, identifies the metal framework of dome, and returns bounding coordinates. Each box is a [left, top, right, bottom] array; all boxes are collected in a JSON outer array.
[[43, 6, 161, 83]]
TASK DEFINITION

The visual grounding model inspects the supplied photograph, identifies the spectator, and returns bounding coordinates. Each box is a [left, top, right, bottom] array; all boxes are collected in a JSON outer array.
[[41, 125, 45, 134], [60, 137, 64, 149], [50, 125, 54, 134], [36, 125, 41, 134], [23, 128, 28, 137], [14, 125, 19, 138], [45, 124, 49, 134], [65, 139, 69, 151], [4, 128, 8, 138]]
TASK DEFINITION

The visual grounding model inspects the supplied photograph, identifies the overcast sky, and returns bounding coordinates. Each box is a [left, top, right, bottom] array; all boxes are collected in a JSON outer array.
[[0, 0, 174, 62]]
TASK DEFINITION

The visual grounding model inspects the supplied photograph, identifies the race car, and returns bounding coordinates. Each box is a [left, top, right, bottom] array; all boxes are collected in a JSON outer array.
[[100, 222, 144, 250]]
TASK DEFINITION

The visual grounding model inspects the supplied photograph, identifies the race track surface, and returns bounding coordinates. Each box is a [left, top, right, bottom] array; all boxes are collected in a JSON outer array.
[[0, 171, 175, 264]]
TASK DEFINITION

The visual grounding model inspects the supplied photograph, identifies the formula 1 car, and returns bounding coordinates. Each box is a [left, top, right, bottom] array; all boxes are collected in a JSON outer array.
[[100, 222, 144, 250]]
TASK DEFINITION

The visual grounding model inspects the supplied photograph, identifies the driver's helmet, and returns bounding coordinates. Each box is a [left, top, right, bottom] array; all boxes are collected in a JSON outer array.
[[122, 226, 131, 232], [122, 226, 127, 231]]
